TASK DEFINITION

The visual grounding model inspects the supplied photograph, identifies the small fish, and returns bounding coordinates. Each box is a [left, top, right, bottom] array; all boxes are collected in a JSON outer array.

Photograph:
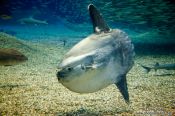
[[0, 9, 12, 20], [139, 62, 175, 73], [63, 40, 67, 46], [0, 48, 28, 66], [18, 17, 48, 25], [0, 1, 12, 20], [0, 14, 12, 20]]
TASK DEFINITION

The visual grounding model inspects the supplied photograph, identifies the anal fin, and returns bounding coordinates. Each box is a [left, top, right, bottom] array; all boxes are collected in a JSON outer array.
[[115, 74, 129, 103]]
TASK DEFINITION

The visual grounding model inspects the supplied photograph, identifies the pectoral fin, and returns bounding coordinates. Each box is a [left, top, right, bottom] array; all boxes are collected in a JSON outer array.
[[88, 4, 110, 33], [115, 74, 129, 103]]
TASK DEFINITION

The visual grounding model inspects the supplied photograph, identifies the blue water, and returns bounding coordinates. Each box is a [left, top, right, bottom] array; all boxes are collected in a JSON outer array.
[[0, 23, 88, 40], [0, 0, 175, 54]]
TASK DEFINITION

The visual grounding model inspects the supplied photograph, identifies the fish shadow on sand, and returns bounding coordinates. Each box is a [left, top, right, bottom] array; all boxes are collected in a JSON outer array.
[[0, 84, 28, 90], [154, 73, 175, 77], [57, 107, 132, 116], [57, 108, 99, 116]]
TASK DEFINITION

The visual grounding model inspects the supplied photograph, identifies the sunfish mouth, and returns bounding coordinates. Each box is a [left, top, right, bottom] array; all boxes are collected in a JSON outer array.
[[57, 70, 66, 79]]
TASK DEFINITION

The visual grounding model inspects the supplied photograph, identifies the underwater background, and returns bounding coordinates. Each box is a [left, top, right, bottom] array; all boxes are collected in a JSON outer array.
[[0, 0, 175, 115], [1, 0, 175, 54]]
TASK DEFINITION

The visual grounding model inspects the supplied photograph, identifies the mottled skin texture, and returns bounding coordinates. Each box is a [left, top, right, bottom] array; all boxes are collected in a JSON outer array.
[[57, 29, 134, 93]]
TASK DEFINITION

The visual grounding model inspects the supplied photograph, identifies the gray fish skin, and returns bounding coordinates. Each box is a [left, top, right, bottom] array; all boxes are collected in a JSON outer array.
[[140, 63, 175, 73], [57, 4, 134, 103]]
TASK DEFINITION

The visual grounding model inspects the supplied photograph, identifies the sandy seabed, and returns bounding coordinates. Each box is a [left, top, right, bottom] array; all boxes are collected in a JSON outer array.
[[0, 39, 175, 116]]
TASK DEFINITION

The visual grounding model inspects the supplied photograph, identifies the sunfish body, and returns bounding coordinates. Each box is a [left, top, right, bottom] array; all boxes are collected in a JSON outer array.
[[57, 4, 134, 103], [0, 48, 28, 66], [18, 17, 48, 25]]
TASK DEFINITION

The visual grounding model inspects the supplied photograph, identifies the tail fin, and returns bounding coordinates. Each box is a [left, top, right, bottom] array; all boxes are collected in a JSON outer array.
[[138, 63, 151, 73], [154, 62, 159, 72], [155, 62, 159, 67], [43, 20, 48, 24]]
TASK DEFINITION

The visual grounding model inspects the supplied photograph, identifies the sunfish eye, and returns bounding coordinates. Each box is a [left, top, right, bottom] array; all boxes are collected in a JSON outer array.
[[67, 67, 73, 71]]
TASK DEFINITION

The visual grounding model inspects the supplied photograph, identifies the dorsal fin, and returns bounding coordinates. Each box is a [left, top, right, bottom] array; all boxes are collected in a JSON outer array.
[[155, 62, 159, 67], [88, 4, 110, 33]]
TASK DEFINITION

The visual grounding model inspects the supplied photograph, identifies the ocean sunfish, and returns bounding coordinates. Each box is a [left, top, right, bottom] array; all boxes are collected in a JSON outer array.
[[57, 4, 134, 103], [0, 48, 28, 66]]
